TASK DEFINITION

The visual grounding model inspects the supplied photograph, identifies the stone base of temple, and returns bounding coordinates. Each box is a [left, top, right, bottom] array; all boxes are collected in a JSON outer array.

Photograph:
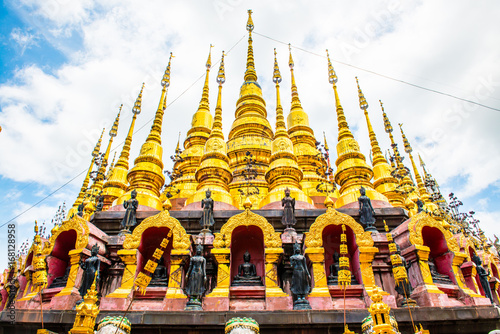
[[163, 297, 187, 311], [100, 296, 133, 311], [411, 285, 463, 307], [308, 296, 333, 310], [265, 296, 293, 310], [203, 296, 229, 311], [48, 288, 81, 310]]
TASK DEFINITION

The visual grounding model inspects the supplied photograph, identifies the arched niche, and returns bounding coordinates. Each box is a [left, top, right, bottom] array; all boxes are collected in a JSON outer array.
[[230, 225, 265, 284], [322, 224, 361, 285], [47, 230, 77, 288], [422, 226, 455, 284], [136, 226, 174, 281]]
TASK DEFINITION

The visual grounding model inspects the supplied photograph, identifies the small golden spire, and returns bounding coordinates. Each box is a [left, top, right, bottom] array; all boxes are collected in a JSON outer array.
[[175, 131, 181, 153], [198, 45, 213, 113], [106, 151, 117, 179], [323, 131, 329, 151], [289, 44, 303, 111], [70, 272, 100, 334], [273, 48, 285, 134], [418, 153, 431, 178], [244, 9, 257, 82]]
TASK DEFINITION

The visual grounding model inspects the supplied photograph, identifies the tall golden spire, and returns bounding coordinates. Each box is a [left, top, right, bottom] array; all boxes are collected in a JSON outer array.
[[356, 77, 403, 207], [117, 53, 173, 210], [261, 49, 312, 208], [286, 45, 326, 199], [68, 129, 104, 217], [326, 51, 387, 208], [227, 10, 273, 208], [189, 51, 235, 207], [168, 47, 214, 201], [102, 84, 144, 209], [399, 124, 438, 213]]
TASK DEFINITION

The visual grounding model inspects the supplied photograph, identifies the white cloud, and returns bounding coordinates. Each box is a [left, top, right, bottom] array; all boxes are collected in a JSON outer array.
[[10, 27, 39, 55]]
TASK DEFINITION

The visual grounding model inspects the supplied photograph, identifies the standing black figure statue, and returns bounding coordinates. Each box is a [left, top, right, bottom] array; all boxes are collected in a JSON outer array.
[[5, 278, 19, 309], [416, 199, 426, 214], [77, 203, 84, 217], [78, 244, 101, 303], [281, 188, 296, 229], [358, 186, 377, 232], [184, 244, 207, 310], [200, 189, 215, 232], [120, 189, 139, 232], [290, 242, 311, 310], [472, 254, 494, 303], [95, 195, 104, 212]]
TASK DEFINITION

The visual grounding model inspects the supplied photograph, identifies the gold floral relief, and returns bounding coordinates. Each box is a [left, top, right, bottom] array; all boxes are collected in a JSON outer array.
[[408, 212, 459, 253]]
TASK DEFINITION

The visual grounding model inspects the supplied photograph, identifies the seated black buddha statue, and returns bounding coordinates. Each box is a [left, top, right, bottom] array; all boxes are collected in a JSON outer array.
[[232, 251, 263, 286], [428, 259, 452, 284], [150, 261, 169, 287], [327, 252, 358, 285], [49, 265, 71, 288]]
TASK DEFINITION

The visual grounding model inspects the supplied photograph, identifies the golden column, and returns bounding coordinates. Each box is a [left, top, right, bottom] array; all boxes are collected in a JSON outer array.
[[227, 10, 274, 208], [117, 53, 174, 210], [69, 274, 100, 334], [168, 47, 214, 200], [325, 51, 387, 208], [102, 84, 144, 210], [188, 51, 235, 206], [260, 49, 311, 208], [67, 130, 104, 218], [380, 101, 419, 215], [399, 124, 440, 214], [355, 78, 403, 207], [286, 45, 325, 198]]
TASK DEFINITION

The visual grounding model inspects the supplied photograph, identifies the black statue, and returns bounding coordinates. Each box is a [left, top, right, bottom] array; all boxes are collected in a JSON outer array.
[[200, 189, 215, 231], [416, 199, 426, 214], [232, 251, 263, 286], [95, 195, 104, 212], [428, 259, 452, 284], [49, 264, 71, 288], [120, 190, 139, 231], [78, 244, 101, 303], [393, 244, 416, 307], [5, 279, 19, 308], [77, 203, 84, 217], [184, 244, 207, 310], [281, 188, 296, 229], [358, 186, 376, 232], [150, 261, 169, 287], [472, 254, 494, 303], [327, 252, 358, 285], [290, 242, 312, 310]]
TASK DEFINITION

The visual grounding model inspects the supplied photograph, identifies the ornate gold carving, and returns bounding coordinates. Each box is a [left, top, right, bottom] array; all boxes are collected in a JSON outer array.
[[216, 210, 281, 248], [305, 207, 373, 248], [123, 210, 190, 251], [46, 215, 90, 256], [408, 212, 459, 253]]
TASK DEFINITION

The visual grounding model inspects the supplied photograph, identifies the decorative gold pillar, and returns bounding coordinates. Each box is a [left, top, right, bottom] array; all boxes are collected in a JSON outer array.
[[264, 248, 287, 297], [358, 246, 379, 295], [415, 245, 443, 294], [305, 247, 330, 297], [206, 248, 231, 298], [165, 249, 189, 299], [55, 249, 83, 297], [106, 249, 138, 298], [453, 252, 482, 297]]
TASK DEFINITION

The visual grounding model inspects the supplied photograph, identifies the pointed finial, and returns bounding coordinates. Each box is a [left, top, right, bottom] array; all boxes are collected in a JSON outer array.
[[324, 196, 334, 208], [399, 123, 412, 154], [175, 132, 181, 152], [133, 83, 145, 115], [326, 49, 338, 84], [109, 104, 122, 137], [418, 153, 425, 168], [34, 220, 39, 234], [288, 43, 294, 69], [207, 44, 213, 69], [246, 9, 254, 32], [92, 128, 105, 157], [217, 51, 226, 85], [161, 52, 174, 88], [273, 48, 282, 84], [356, 77, 368, 110], [323, 131, 329, 151], [380, 100, 393, 133], [243, 196, 253, 209]]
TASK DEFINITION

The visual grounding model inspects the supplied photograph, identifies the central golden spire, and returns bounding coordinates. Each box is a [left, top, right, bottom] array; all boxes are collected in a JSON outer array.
[[227, 10, 273, 208], [117, 53, 173, 210], [102, 84, 144, 209], [188, 51, 235, 207], [356, 77, 403, 207], [261, 49, 312, 208], [168, 47, 214, 201], [326, 51, 387, 208]]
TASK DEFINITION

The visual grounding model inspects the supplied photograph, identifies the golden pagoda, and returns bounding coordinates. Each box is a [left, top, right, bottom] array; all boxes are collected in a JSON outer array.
[[226, 10, 274, 209], [102, 84, 144, 210], [356, 77, 403, 207], [116, 53, 173, 210], [187, 51, 236, 207], [260, 49, 312, 208], [169, 47, 214, 202], [326, 51, 388, 208], [286, 45, 325, 199]]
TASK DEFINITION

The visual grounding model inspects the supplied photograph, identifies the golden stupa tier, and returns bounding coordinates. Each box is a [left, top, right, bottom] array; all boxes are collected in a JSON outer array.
[[169, 48, 214, 201], [286, 46, 327, 198], [227, 11, 274, 209], [116, 53, 173, 210], [260, 49, 312, 208], [326, 51, 388, 208]]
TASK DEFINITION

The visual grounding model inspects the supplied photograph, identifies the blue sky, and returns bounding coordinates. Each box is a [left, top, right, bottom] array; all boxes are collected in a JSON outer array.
[[1, 1, 500, 270]]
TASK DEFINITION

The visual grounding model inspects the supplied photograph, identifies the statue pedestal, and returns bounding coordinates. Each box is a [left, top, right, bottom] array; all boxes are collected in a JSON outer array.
[[229, 286, 265, 311], [266, 295, 293, 310], [47, 287, 81, 310], [203, 296, 229, 311], [100, 295, 133, 311], [329, 284, 366, 309]]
